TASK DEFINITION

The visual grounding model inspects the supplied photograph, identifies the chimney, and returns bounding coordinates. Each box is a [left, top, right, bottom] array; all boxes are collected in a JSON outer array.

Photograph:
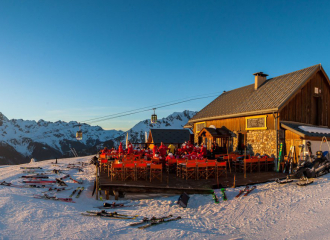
[[253, 72, 268, 90]]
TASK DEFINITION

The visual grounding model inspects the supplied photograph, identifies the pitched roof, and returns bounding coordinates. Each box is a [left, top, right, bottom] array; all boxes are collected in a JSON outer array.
[[198, 127, 231, 138], [281, 121, 330, 138], [189, 64, 324, 123], [150, 129, 190, 144]]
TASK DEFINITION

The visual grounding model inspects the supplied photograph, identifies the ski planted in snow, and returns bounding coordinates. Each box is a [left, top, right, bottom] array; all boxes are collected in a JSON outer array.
[[138, 216, 182, 229], [212, 191, 219, 203], [130, 215, 173, 226], [220, 188, 227, 201], [244, 186, 256, 196], [235, 185, 249, 198]]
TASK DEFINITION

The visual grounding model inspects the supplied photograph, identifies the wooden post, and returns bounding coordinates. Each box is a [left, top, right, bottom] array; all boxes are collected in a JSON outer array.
[[95, 165, 99, 200], [113, 190, 119, 200], [105, 189, 109, 200], [227, 138, 231, 174], [244, 148, 247, 179], [232, 174, 236, 188]]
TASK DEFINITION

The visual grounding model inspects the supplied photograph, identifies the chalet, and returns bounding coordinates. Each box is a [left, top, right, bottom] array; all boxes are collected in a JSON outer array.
[[185, 64, 330, 163], [146, 129, 191, 149]]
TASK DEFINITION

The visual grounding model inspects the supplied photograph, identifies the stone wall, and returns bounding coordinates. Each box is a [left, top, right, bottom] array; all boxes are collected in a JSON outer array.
[[246, 130, 277, 157]]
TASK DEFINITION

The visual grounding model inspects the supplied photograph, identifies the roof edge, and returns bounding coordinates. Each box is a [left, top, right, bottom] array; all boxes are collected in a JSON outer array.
[[278, 64, 322, 111], [280, 122, 305, 138], [188, 108, 278, 123]]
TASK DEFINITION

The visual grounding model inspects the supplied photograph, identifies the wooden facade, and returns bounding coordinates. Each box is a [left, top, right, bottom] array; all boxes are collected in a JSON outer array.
[[280, 71, 330, 126]]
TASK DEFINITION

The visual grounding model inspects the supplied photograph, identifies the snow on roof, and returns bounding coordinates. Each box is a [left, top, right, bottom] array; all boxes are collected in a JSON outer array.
[[298, 126, 330, 135]]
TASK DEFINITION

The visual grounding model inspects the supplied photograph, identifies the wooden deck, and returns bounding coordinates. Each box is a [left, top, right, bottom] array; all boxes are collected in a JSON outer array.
[[99, 170, 287, 199]]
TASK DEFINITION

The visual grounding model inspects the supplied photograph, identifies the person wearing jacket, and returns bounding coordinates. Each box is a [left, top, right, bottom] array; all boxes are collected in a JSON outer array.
[[118, 142, 124, 155], [158, 142, 168, 157], [127, 141, 134, 155]]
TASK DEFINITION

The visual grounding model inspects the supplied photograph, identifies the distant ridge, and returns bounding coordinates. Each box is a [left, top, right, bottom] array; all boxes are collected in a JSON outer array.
[[0, 110, 196, 165]]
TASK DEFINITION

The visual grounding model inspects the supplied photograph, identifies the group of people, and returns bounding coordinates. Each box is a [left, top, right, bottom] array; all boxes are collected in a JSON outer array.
[[99, 141, 209, 162]]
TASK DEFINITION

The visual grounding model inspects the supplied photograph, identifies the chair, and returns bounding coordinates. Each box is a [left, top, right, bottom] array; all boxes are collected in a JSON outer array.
[[124, 163, 136, 181], [176, 159, 186, 177], [136, 163, 148, 180], [243, 159, 259, 173], [110, 163, 124, 181], [197, 162, 207, 180], [182, 162, 197, 180], [266, 157, 275, 171], [166, 158, 177, 174], [259, 157, 267, 171], [99, 159, 108, 173], [150, 164, 162, 182], [206, 162, 216, 179], [216, 162, 227, 178]]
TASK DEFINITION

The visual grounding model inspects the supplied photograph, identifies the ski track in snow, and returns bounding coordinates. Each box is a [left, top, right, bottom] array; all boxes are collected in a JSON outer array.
[[1, 157, 330, 240]]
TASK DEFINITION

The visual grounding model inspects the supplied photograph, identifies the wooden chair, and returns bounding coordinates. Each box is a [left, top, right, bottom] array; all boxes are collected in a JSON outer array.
[[216, 162, 227, 178], [136, 163, 148, 180], [259, 157, 267, 171], [197, 163, 207, 180], [244, 159, 259, 172], [182, 162, 197, 180], [124, 163, 136, 181], [150, 164, 162, 182], [166, 158, 177, 174], [176, 159, 186, 177], [266, 157, 275, 171], [110, 163, 124, 181], [206, 162, 216, 179]]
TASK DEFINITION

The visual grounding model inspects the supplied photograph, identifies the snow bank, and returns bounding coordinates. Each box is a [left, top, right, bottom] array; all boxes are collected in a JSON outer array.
[[0, 156, 330, 239]]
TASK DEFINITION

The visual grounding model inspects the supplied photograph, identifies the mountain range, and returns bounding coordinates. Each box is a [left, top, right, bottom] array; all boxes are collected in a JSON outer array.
[[0, 110, 196, 165]]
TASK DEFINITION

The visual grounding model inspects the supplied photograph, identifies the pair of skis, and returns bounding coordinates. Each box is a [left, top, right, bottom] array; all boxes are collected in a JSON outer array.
[[82, 210, 138, 219], [69, 187, 84, 198], [135, 216, 181, 229], [20, 167, 43, 169], [235, 185, 256, 198], [0, 181, 48, 188], [33, 194, 76, 203], [94, 201, 145, 209]]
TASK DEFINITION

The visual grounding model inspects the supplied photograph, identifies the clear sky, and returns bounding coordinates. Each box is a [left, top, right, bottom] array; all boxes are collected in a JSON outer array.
[[1, 0, 330, 130]]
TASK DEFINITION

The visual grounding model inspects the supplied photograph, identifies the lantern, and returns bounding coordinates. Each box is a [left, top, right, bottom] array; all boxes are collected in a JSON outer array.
[[76, 124, 82, 140], [151, 108, 157, 124]]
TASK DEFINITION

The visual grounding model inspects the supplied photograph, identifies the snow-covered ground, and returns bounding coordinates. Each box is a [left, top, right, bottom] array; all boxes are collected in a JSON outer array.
[[1, 156, 330, 240]]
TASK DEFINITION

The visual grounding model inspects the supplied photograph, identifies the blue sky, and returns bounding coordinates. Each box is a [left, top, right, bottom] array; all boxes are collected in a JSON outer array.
[[0, 0, 330, 130]]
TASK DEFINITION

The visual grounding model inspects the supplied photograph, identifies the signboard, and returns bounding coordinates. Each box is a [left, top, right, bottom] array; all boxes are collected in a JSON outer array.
[[246, 115, 267, 130]]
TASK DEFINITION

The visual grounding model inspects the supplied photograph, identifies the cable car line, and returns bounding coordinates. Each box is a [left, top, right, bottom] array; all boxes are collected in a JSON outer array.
[[84, 93, 220, 125], [82, 91, 223, 124]]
